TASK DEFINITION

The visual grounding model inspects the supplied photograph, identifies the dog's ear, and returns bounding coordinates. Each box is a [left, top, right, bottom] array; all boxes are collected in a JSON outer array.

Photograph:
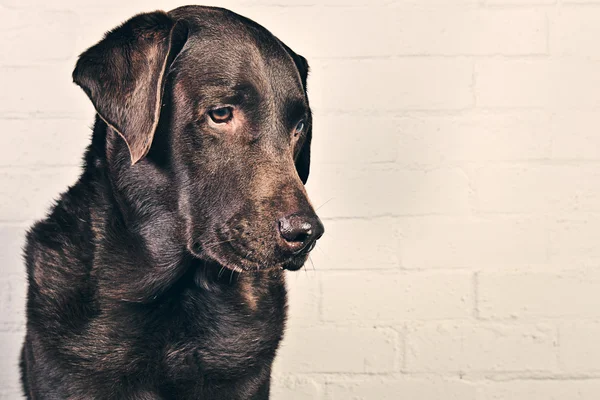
[[73, 11, 188, 164], [280, 42, 312, 184], [292, 54, 312, 185]]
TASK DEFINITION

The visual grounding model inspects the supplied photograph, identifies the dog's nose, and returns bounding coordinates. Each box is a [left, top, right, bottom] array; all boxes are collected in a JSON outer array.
[[278, 213, 324, 254]]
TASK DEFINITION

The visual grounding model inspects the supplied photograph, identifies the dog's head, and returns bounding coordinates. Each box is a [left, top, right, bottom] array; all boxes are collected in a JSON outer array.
[[73, 6, 323, 272]]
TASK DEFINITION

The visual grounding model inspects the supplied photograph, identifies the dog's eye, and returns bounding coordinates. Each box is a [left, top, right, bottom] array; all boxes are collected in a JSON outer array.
[[208, 107, 233, 123], [294, 120, 305, 135]]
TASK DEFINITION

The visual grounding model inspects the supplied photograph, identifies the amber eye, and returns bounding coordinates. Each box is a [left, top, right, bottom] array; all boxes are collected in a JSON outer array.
[[208, 107, 233, 123], [294, 120, 305, 135]]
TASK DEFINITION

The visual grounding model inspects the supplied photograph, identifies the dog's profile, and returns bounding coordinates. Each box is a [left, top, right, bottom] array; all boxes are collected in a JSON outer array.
[[20, 6, 324, 399]]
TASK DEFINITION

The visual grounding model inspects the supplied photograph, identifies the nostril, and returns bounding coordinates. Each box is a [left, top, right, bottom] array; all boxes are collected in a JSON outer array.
[[278, 213, 323, 256], [278, 218, 312, 243], [293, 231, 310, 244]]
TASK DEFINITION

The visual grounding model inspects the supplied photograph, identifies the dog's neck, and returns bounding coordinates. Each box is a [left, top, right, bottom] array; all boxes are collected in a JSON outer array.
[[78, 117, 183, 302]]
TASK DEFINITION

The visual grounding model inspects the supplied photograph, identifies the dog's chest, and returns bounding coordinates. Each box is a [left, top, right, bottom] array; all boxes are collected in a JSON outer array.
[[160, 271, 287, 381]]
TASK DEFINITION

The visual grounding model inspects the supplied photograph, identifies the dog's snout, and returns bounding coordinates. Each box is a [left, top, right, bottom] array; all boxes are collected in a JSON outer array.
[[277, 213, 324, 254]]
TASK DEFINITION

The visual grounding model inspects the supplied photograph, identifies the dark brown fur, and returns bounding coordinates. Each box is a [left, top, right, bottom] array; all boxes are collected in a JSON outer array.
[[20, 6, 323, 399]]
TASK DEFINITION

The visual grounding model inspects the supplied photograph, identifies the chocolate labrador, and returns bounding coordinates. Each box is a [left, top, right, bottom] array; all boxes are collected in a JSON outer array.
[[20, 5, 324, 399]]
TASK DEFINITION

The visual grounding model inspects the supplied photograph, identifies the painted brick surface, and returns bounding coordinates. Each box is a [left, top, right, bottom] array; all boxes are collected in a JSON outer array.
[[3, 1, 600, 399]]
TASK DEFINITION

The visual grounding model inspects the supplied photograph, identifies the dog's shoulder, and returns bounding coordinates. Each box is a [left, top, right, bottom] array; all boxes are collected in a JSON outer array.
[[26, 178, 94, 269], [24, 176, 99, 329]]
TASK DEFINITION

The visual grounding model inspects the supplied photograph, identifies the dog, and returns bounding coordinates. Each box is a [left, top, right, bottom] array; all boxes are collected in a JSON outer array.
[[20, 6, 324, 399]]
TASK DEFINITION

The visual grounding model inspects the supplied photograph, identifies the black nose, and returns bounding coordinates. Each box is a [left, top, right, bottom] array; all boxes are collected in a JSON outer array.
[[278, 213, 324, 254]]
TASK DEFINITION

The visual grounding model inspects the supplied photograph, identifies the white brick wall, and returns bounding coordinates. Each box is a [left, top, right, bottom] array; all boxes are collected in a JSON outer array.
[[2, 0, 600, 399]]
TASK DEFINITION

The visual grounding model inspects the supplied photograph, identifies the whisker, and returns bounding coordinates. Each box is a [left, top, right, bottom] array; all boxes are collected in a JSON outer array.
[[308, 254, 316, 273], [218, 266, 226, 279], [236, 266, 242, 282], [315, 244, 329, 258], [202, 238, 236, 249], [316, 197, 335, 211], [241, 249, 258, 272]]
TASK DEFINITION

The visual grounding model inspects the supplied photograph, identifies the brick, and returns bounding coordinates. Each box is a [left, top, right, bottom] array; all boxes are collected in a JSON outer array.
[[322, 271, 472, 321], [479, 272, 600, 319], [0, 332, 25, 398], [305, 165, 400, 218], [548, 217, 600, 268], [0, 66, 94, 119], [396, 112, 552, 166], [324, 377, 477, 400], [486, 0, 555, 3], [325, 0, 478, 4], [480, 381, 600, 400], [550, 111, 600, 159], [473, 165, 600, 214], [476, 60, 600, 109], [309, 218, 400, 270], [0, 9, 77, 65], [0, 119, 91, 167], [559, 322, 600, 372], [393, 168, 473, 217], [1, 0, 208, 10], [550, 8, 600, 58], [311, 114, 398, 165], [0, 225, 27, 276], [310, 59, 473, 111], [271, 376, 322, 400], [399, 216, 548, 269], [285, 271, 321, 329], [245, 9, 546, 58], [0, 387, 24, 400], [275, 326, 397, 373], [0, 277, 26, 329], [308, 165, 472, 219], [0, 167, 81, 222], [405, 323, 558, 372]]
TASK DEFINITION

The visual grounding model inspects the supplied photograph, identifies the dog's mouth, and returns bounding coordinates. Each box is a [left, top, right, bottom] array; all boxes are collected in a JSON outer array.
[[190, 237, 309, 272]]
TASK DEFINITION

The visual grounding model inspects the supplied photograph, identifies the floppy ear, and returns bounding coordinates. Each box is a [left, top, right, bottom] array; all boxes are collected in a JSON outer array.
[[293, 53, 312, 185], [73, 11, 188, 164], [295, 121, 312, 185], [280, 42, 312, 184]]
